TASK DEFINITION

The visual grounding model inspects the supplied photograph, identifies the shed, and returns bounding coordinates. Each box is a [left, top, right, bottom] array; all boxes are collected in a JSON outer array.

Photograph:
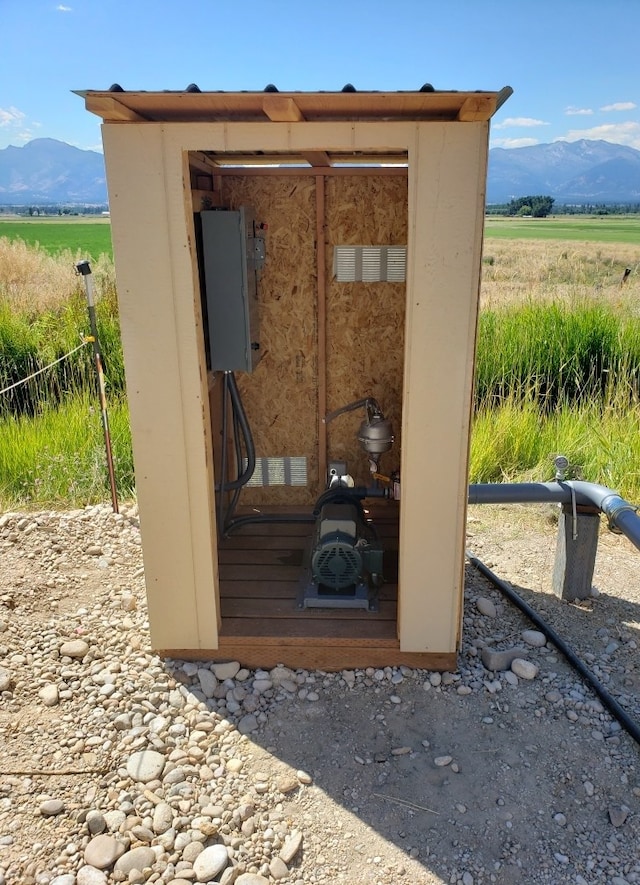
[[79, 84, 512, 671]]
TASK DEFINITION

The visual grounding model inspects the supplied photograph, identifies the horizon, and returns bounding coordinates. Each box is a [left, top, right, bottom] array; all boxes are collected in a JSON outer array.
[[3, 132, 640, 159], [0, 0, 638, 154]]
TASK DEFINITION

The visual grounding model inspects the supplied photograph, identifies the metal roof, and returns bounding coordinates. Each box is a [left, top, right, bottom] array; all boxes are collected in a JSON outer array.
[[77, 84, 513, 125]]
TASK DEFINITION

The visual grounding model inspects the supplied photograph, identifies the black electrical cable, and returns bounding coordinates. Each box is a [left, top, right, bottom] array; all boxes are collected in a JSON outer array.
[[218, 382, 390, 536], [222, 407, 246, 533], [224, 486, 387, 536], [466, 551, 640, 748], [217, 371, 230, 537], [225, 512, 317, 535], [219, 373, 318, 536], [215, 372, 256, 494]]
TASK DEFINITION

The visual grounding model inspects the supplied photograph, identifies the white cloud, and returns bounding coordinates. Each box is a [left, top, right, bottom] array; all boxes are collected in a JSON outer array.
[[491, 137, 540, 149], [0, 107, 26, 127], [56, 4, 72, 11], [493, 117, 550, 129], [557, 121, 640, 150], [600, 102, 637, 112], [565, 106, 593, 116], [0, 109, 43, 148]]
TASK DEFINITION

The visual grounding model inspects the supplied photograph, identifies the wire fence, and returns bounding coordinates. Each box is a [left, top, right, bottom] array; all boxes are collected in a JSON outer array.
[[0, 338, 91, 397]]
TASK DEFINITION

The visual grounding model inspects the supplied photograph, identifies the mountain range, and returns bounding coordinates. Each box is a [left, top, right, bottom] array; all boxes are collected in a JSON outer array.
[[1, 137, 640, 206], [0, 138, 107, 205], [487, 139, 640, 204]]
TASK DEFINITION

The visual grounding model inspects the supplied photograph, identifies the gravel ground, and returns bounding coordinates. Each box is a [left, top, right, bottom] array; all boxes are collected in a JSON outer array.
[[1, 502, 640, 885]]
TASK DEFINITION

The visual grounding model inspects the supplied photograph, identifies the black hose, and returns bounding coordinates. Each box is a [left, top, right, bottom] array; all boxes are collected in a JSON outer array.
[[224, 485, 386, 535], [224, 513, 316, 535], [466, 551, 640, 748]]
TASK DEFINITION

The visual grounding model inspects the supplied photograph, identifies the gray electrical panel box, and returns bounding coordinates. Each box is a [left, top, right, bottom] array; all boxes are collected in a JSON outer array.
[[200, 207, 264, 373]]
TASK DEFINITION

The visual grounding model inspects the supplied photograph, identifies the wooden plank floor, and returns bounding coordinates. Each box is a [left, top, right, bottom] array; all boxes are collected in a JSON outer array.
[[218, 510, 399, 637], [210, 505, 457, 671]]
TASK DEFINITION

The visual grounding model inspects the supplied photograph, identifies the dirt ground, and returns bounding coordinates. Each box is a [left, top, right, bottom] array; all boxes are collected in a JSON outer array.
[[1, 502, 640, 885]]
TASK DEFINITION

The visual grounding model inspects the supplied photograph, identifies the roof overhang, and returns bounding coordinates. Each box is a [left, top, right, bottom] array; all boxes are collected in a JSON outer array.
[[76, 86, 513, 126]]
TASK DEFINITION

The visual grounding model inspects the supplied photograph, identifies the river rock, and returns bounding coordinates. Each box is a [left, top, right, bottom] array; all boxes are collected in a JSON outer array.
[[59, 638, 90, 659], [77, 868, 108, 885], [114, 846, 157, 875], [0, 668, 11, 691], [39, 683, 59, 706], [511, 658, 539, 680], [84, 834, 126, 869], [270, 665, 296, 686], [193, 844, 229, 881], [152, 801, 173, 834], [212, 661, 240, 680], [609, 805, 629, 827], [279, 830, 303, 864], [434, 755, 453, 767], [126, 749, 165, 783], [481, 646, 525, 672], [103, 810, 126, 831], [197, 667, 217, 698], [39, 798, 65, 816], [86, 810, 107, 835], [269, 856, 289, 879], [238, 714, 258, 734], [236, 876, 270, 885], [476, 597, 497, 617], [521, 629, 547, 647]]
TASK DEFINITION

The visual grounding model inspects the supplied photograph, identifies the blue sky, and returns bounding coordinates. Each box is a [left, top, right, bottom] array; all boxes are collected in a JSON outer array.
[[1, 0, 638, 154]]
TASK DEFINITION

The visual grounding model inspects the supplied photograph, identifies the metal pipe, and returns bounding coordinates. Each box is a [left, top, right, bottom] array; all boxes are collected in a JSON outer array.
[[75, 259, 119, 514], [468, 482, 640, 553]]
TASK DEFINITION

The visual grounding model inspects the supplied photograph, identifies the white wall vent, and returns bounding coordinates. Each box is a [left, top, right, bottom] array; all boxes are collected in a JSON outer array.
[[244, 456, 308, 487], [334, 245, 407, 282]]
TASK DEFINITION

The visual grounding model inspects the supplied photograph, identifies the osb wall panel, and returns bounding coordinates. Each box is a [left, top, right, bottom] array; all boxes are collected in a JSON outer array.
[[325, 175, 408, 487], [218, 175, 318, 506]]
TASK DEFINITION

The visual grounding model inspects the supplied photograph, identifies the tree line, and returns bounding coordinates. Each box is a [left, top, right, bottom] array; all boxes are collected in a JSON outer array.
[[487, 197, 640, 216]]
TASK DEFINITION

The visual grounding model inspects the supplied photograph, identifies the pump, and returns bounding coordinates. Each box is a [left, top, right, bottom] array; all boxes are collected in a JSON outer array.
[[299, 398, 394, 611]]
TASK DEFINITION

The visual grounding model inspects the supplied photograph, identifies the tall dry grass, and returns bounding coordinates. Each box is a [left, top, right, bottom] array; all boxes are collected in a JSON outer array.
[[0, 236, 115, 315], [0, 239, 123, 414], [481, 240, 640, 310]]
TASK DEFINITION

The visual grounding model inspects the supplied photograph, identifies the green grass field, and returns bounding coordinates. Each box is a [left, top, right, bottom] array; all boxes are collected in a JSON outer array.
[[1, 214, 638, 256], [0, 218, 113, 259], [485, 215, 640, 243]]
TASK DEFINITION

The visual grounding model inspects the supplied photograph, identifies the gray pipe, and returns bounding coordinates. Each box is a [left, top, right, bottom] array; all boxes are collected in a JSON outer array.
[[468, 482, 640, 553]]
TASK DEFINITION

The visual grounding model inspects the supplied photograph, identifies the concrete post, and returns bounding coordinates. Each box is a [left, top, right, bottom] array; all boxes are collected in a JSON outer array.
[[552, 505, 600, 601]]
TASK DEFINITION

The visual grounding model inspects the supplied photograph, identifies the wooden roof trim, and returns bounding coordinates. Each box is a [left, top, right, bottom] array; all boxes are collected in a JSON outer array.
[[84, 95, 148, 122], [262, 95, 305, 122], [457, 95, 496, 122], [77, 88, 513, 125]]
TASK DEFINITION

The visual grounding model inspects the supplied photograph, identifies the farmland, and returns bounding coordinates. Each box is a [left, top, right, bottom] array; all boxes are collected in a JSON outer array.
[[485, 214, 640, 243], [2, 213, 639, 258], [0, 216, 112, 259]]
